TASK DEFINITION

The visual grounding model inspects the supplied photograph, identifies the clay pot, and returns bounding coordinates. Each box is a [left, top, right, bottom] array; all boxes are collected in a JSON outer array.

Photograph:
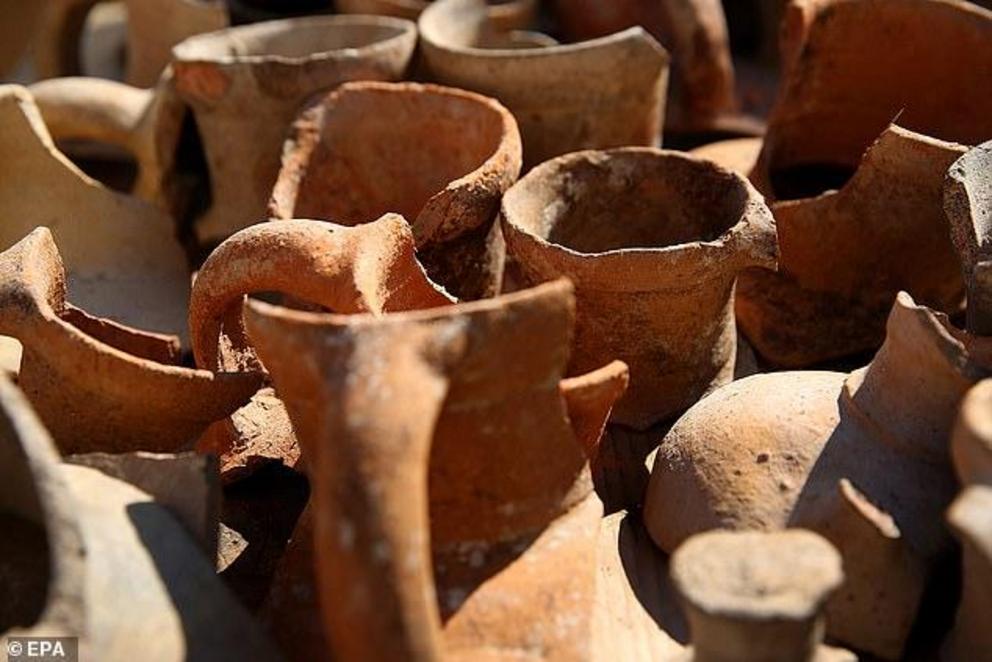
[[645, 290, 992, 658], [671, 530, 853, 661], [269, 80, 522, 300], [245, 279, 630, 661], [188, 215, 453, 478], [0, 84, 189, 337], [952, 380, 992, 489], [418, 0, 670, 168], [0, 375, 281, 661], [736, 125, 968, 368], [502, 147, 777, 429], [0, 1, 44, 77], [337, 0, 538, 31], [550, 0, 752, 139], [31, 0, 228, 84], [0, 228, 260, 455], [752, 0, 992, 200], [30, 15, 418, 251]]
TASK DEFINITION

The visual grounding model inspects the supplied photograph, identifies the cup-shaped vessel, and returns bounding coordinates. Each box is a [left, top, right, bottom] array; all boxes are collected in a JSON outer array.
[[269, 80, 522, 300], [502, 147, 777, 428]]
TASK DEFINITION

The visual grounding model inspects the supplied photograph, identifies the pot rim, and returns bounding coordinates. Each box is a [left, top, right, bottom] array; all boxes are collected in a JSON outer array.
[[501, 146, 769, 264], [171, 14, 417, 67]]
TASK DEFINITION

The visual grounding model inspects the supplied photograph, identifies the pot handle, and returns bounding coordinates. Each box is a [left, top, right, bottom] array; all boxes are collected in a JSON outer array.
[[244, 299, 448, 662], [29, 77, 151, 158]]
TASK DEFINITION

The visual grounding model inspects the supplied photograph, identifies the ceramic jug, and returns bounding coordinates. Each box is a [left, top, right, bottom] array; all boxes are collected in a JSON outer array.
[[29, 15, 418, 252], [0, 375, 282, 661], [269, 80, 522, 300], [550, 0, 758, 141], [502, 146, 777, 429], [672, 530, 854, 662], [418, 0, 670, 168], [244, 279, 634, 660], [0, 229, 260, 455], [737, 125, 968, 368]]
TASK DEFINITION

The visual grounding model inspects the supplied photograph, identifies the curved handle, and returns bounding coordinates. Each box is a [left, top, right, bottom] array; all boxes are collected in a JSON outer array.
[[29, 77, 151, 156], [189, 215, 454, 371]]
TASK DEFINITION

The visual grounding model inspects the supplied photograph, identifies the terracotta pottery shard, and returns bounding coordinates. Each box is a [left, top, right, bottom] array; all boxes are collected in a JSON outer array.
[[0, 375, 282, 661], [671, 529, 854, 662], [550, 0, 747, 138], [502, 147, 777, 429], [946, 141, 992, 335], [944, 486, 992, 662], [245, 279, 627, 661], [172, 15, 418, 247], [269, 80, 522, 300], [736, 125, 968, 368], [0, 84, 189, 338], [337, 0, 538, 31], [752, 0, 992, 200], [188, 215, 453, 480], [0, 228, 260, 455], [646, 291, 992, 658], [418, 0, 670, 168]]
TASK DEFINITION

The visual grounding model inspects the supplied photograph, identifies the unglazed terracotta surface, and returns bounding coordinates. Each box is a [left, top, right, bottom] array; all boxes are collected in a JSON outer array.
[[0, 229, 260, 455], [419, 0, 670, 168], [646, 292, 992, 658], [245, 280, 637, 661], [270, 80, 522, 300], [503, 147, 777, 429], [337, 0, 538, 30]]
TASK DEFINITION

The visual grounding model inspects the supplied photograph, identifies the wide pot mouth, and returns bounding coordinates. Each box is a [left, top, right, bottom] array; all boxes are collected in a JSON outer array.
[[171, 14, 416, 65], [502, 147, 752, 258], [270, 81, 514, 228]]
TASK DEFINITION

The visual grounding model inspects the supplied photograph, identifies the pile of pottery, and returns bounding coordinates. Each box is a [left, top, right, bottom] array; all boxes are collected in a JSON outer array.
[[0, 0, 990, 660]]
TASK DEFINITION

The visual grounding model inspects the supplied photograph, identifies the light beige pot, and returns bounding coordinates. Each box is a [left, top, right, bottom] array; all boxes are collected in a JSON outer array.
[[419, 0, 669, 168]]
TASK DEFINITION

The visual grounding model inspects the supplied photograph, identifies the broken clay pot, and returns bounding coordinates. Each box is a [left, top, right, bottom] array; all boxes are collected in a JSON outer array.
[[189, 215, 453, 478], [736, 125, 968, 368], [550, 0, 751, 139], [0, 84, 189, 338], [31, 15, 418, 252], [337, 0, 538, 31], [0, 229, 260, 455], [0, 375, 282, 661], [31, 0, 228, 84], [245, 279, 629, 661], [502, 146, 777, 429], [269, 80, 522, 300], [645, 290, 992, 659], [418, 0, 670, 168], [671, 529, 854, 662], [752, 0, 992, 201]]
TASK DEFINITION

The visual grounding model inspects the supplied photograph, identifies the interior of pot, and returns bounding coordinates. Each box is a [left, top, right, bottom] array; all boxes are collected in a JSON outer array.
[[763, 0, 992, 200], [0, 416, 50, 632], [286, 86, 506, 224], [505, 150, 749, 253], [173, 17, 409, 61]]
